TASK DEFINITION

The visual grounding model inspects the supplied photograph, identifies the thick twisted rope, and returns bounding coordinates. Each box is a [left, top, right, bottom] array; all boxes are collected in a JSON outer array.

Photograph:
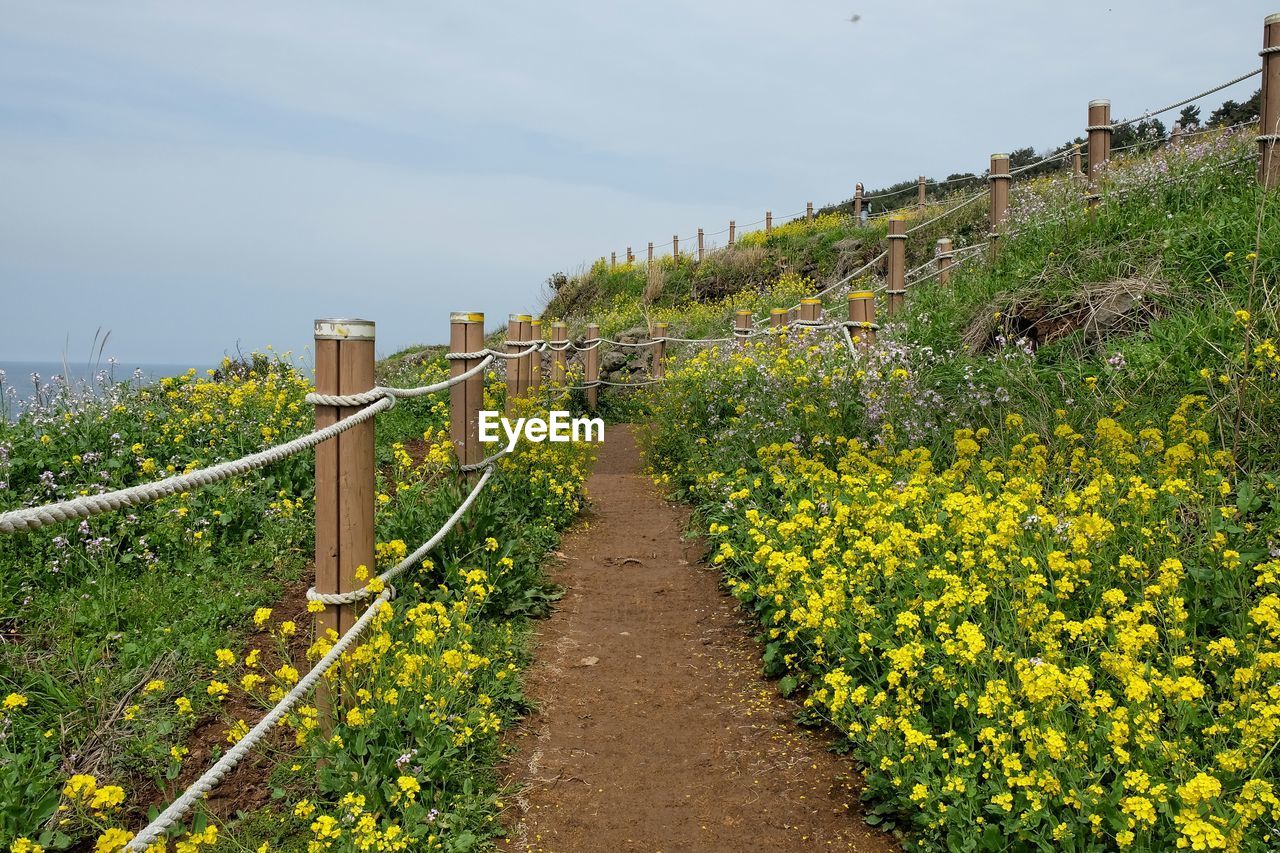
[[307, 462, 499, 605], [305, 355, 495, 407], [126, 451, 504, 850], [0, 396, 393, 534], [1113, 68, 1262, 130], [906, 189, 987, 235], [125, 585, 391, 850]]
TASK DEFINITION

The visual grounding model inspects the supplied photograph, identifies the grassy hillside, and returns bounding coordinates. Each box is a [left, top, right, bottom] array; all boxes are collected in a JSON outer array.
[[552, 124, 1280, 851]]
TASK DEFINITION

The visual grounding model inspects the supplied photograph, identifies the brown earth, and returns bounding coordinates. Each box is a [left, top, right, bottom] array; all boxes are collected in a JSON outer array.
[[504, 425, 896, 852]]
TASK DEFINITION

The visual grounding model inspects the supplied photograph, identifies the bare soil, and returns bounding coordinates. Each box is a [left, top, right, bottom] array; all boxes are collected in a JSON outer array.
[[504, 425, 896, 852]]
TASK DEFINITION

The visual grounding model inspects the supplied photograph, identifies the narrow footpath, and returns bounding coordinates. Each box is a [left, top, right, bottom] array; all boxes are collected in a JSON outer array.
[[505, 426, 895, 852]]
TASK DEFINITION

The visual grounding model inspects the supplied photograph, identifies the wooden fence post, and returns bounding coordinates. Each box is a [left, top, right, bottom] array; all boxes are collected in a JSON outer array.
[[766, 211, 773, 234], [1087, 98, 1112, 210], [518, 315, 534, 398], [551, 321, 568, 385], [647, 242, 654, 263], [936, 237, 954, 286], [610, 252, 616, 269], [734, 309, 752, 339], [806, 202, 814, 223], [529, 319, 542, 394], [1072, 147, 1083, 177], [505, 314, 521, 410], [890, 213, 911, 317], [848, 291, 876, 346], [854, 183, 864, 224], [313, 317, 376, 716], [1260, 13, 1280, 188], [697, 228, 704, 262], [728, 220, 736, 246], [770, 308, 788, 330], [989, 153, 1011, 254], [585, 323, 600, 411], [917, 175, 927, 206], [1170, 122, 1184, 146], [651, 322, 667, 380], [799, 297, 822, 327], [449, 311, 485, 479], [672, 235, 679, 260]]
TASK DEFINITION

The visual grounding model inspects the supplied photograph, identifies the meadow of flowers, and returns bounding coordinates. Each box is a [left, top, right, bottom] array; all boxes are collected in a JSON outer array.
[[636, 127, 1280, 850], [1, 351, 590, 852]]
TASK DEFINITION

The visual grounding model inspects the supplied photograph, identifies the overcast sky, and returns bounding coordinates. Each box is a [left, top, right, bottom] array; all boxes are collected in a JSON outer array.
[[0, 1, 1273, 364]]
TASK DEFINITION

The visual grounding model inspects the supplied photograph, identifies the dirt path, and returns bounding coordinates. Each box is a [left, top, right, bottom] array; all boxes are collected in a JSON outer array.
[[504, 426, 895, 852]]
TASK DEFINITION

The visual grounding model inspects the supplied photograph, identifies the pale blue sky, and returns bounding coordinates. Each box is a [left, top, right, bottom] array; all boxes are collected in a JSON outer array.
[[0, 1, 1272, 363]]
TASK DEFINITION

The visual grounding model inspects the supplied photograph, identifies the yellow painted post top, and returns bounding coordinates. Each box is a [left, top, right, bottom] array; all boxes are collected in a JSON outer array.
[[517, 314, 533, 322], [770, 308, 788, 315], [801, 298, 821, 305], [450, 312, 484, 323], [849, 291, 874, 300]]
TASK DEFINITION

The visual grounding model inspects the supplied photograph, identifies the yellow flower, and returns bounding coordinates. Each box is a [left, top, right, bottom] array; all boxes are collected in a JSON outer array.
[[142, 680, 165, 695], [3, 693, 28, 711], [88, 785, 126, 811], [62, 774, 98, 799], [92, 828, 133, 852]]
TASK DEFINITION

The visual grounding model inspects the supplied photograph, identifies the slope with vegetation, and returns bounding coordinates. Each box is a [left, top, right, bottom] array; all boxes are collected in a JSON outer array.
[[544, 116, 1280, 851], [1, 352, 590, 852]]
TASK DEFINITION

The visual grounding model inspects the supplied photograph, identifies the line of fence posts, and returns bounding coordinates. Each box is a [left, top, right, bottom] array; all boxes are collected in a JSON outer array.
[[651, 322, 667, 380], [848, 290, 876, 346], [585, 322, 600, 411], [989, 153, 1011, 257], [886, 215, 907, 317], [936, 237, 954, 286], [313, 318, 377, 718], [1261, 13, 1280, 188]]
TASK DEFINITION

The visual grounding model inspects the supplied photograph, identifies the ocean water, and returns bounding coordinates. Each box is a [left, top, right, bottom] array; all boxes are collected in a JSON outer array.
[[0, 360, 201, 420]]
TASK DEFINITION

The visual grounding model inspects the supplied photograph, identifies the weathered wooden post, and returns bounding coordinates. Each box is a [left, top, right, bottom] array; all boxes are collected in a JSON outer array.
[[848, 291, 876, 346], [314, 317, 377, 714], [936, 237, 954, 286], [917, 175, 927, 206], [989, 153, 1011, 254], [529, 319, 542, 393], [519, 315, 534, 397], [728, 220, 736, 246], [806, 202, 814, 223], [697, 228, 704, 261], [647, 241, 654, 263], [1087, 99, 1112, 210], [551, 321, 569, 385], [1072, 146, 1083, 177], [1260, 13, 1280, 188], [1170, 122, 1184, 146], [627, 247, 634, 264], [672, 234, 679, 260], [734, 309, 752, 339], [887, 215, 907, 318], [770, 308, 788, 330], [585, 323, 600, 411], [766, 211, 773, 234], [799, 297, 822, 327], [449, 311, 485, 480], [854, 183, 864, 224], [610, 252, 616, 269], [505, 314, 521, 410], [651, 322, 667, 380]]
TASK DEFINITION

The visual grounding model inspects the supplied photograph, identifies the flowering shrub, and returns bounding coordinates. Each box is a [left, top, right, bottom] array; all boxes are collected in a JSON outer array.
[[2, 353, 591, 852], [648, 305, 1280, 849]]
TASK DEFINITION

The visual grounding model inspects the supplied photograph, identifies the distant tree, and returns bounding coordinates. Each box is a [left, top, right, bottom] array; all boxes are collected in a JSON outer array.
[[1178, 105, 1202, 129], [1112, 118, 1166, 155], [1207, 89, 1260, 128]]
